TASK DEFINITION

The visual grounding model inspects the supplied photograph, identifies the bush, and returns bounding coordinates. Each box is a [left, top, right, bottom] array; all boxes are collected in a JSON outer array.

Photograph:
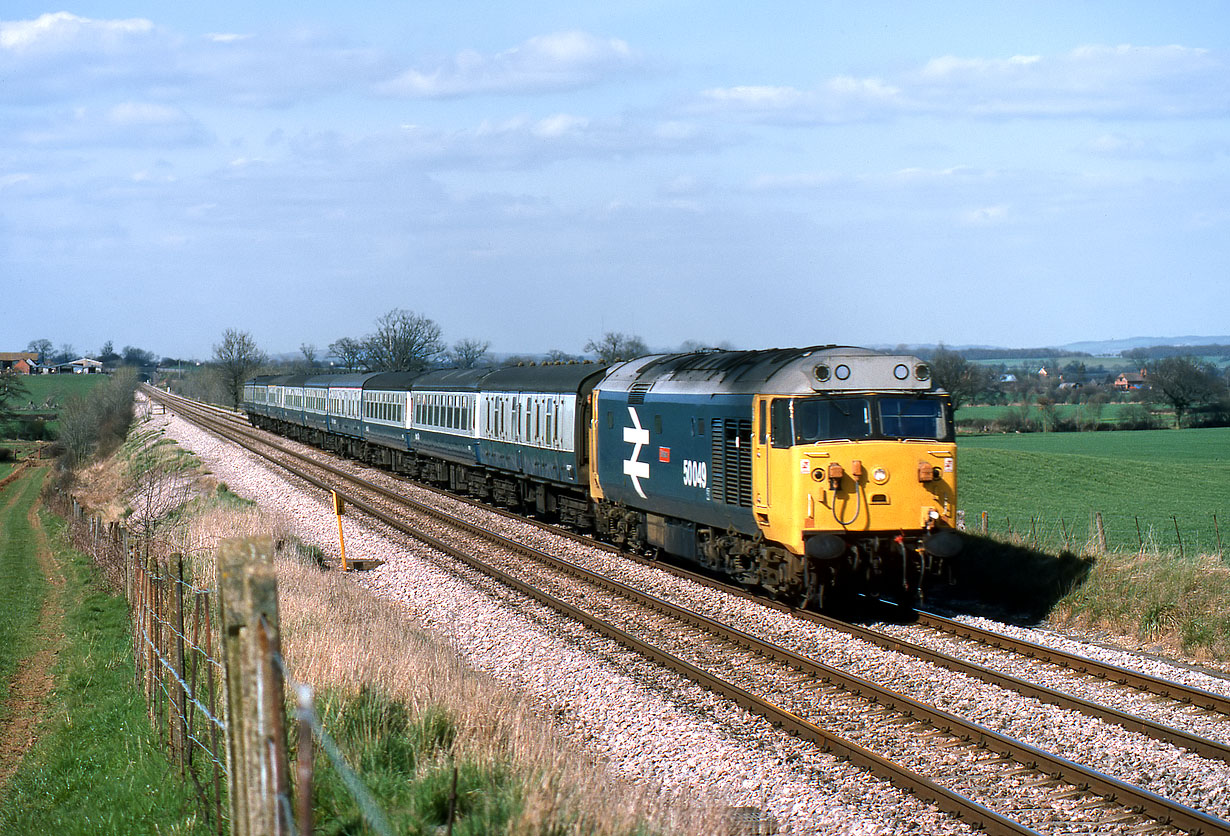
[[994, 405, 1036, 433], [1119, 403, 1160, 430], [56, 369, 139, 470], [15, 416, 50, 441]]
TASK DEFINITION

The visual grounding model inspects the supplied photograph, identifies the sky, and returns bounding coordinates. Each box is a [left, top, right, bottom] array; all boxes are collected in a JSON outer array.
[[2, 2, 1228, 361]]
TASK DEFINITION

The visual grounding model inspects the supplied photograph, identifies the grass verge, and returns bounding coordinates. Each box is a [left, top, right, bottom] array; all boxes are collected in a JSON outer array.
[[0, 490, 210, 835], [0, 470, 48, 720], [1051, 551, 1230, 662]]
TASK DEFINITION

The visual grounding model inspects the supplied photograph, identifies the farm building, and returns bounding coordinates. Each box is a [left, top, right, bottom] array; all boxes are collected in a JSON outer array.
[[0, 351, 40, 373], [55, 357, 105, 374], [1114, 370, 1147, 391]]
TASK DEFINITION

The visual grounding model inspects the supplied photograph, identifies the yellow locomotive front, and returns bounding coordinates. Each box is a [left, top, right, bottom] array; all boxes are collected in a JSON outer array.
[[751, 354, 961, 606]]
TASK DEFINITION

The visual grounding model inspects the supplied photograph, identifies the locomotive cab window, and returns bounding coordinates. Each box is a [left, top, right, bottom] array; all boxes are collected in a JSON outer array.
[[878, 398, 950, 440], [792, 397, 872, 443], [781, 395, 952, 445], [770, 399, 792, 449]]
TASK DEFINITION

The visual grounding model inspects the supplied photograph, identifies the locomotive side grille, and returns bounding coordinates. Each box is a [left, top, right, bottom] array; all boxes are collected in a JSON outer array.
[[710, 418, 752, 507], [627, 382, 652, 405], [732, 419, 752, 506]]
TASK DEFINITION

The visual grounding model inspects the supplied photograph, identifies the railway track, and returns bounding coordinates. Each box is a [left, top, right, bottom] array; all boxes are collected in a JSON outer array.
[[145, 387, 1230, 835], [149, 391, 1230, 718]]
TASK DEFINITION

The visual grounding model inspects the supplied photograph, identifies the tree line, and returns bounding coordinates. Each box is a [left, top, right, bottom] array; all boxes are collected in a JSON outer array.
[[924, 345, 1230, 429], [24, 338, 168, 368], [205, 309, 662, 409]]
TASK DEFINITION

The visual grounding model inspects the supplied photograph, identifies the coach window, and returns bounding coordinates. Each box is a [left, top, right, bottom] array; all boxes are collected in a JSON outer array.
[[758, 400, 767, 444]]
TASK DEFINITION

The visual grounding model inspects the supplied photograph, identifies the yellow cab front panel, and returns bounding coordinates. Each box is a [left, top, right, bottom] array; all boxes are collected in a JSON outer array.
[[751, 393, 957, 555]]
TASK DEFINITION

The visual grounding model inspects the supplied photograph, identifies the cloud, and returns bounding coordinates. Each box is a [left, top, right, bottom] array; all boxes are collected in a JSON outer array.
[[696, 44, 1229, 124], [0, 10, 154, 51], [960, 204, 1010, 225], [14, 102, 210, 148], [281, 112, 717, 172], [376, 31, 642, 98], [0, 11, 389, 107]]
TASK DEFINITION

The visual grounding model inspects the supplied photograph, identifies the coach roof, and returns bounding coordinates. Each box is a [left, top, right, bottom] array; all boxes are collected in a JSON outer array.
[[363, 371, 422, 391]]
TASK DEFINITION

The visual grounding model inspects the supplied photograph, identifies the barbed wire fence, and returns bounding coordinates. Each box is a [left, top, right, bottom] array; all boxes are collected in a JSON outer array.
[[960, 508, 1224, 560], [52, 493, 404, 836]]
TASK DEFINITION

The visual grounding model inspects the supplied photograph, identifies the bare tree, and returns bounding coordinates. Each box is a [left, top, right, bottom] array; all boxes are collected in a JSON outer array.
[[98, 340, 120, 365], [121, 345, 158, 366], [545, 348, 583, 363], [55, 342, 76, 364], [122, 422, 201, 557], [449, 338, 491, 369], [584, 331, 648, 364], [27, 338, 53, 365], [361, 308, 445, 372], [212, 328, 267, 409], [328, 337, 365, 372], [298, 342, 318, 373], [1147, 356, 1227, 428], [926, 344, 993, 410]]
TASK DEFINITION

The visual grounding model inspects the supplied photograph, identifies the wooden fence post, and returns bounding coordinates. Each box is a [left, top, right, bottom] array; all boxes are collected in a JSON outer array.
[[171, 553, 187, 768], [217, 536, 291, 836]]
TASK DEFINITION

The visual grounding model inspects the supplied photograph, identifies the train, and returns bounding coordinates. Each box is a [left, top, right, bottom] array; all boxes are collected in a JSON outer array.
[[242, 345, 961, 608]]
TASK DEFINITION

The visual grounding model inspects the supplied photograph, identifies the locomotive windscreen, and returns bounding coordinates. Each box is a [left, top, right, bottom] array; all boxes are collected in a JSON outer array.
[[776, 396, 951, 445]]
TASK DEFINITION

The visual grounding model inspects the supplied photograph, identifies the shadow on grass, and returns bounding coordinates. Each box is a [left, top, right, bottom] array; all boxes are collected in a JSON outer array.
[[927, 534, 1095, 625]]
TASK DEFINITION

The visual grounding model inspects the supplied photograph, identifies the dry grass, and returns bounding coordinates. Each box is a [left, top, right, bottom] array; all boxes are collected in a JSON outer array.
[[1050, 550, 1230, 665], [275, 553, 719, 835], [67, 422, 718, 834]]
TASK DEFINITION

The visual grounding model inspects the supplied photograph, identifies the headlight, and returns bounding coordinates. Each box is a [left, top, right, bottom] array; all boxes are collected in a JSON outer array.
[[813, 364, 831, 382], [872, 467, 889, 484], [915, 363, 931, 381], [893, 363, 910, 380]]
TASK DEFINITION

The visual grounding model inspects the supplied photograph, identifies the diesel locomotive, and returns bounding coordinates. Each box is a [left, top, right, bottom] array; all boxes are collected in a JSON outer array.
[[243, 345, 960, 608]]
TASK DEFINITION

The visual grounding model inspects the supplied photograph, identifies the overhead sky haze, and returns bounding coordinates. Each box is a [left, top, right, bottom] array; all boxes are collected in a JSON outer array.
[[3, 2, 1228, 360]]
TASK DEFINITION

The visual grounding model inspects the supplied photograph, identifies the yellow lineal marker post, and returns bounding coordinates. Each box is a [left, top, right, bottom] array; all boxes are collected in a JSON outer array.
[[332, 490, 349, 572]]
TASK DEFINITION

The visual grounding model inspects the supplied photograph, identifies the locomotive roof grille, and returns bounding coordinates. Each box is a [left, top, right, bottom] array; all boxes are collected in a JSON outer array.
[[602, 346, 937, 397]]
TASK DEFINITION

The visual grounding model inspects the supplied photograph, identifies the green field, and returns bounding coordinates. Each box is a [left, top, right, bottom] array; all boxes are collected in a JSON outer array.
[[9, 374, 107, 412], [957, 427, 1230, 555]]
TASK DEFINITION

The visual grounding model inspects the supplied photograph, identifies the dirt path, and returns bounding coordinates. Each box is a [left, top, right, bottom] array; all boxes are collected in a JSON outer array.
[[0, 471, 66, 792]]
